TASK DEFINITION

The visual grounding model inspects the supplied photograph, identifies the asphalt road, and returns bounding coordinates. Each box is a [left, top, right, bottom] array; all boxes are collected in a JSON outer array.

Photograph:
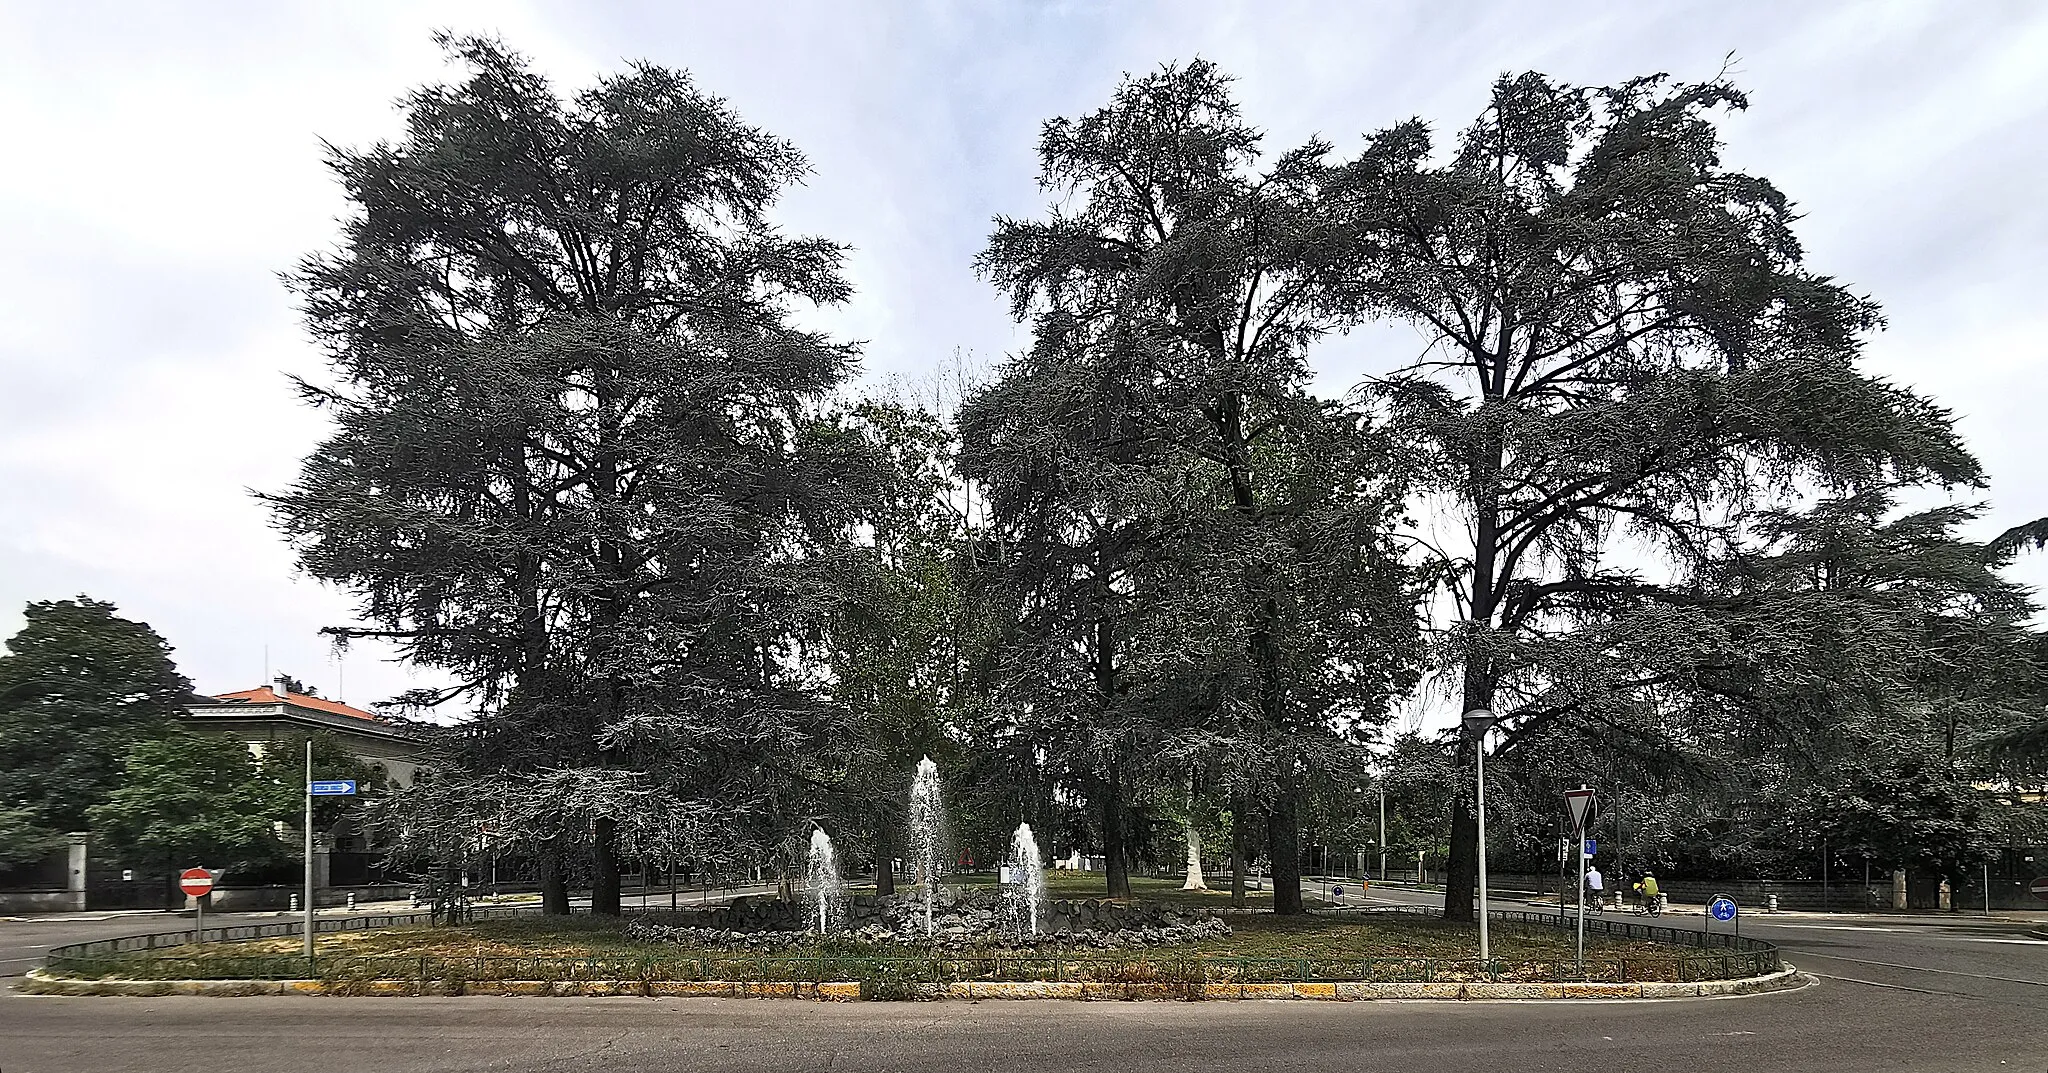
[[3, 886, 2044, 1073]]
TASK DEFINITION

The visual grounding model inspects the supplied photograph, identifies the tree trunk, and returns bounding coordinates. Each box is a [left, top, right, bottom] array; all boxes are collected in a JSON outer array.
[[1102, 770, 1131, 898], [1269, 783, 1304, 915], [591, 819, 622, 916], [1182, 821, 1207, 890], [1229, 799, 1248, 908], [1442, 360, 1506, 921], [1443, 726, 1481, 921], [539, 850, 571, 916], [874, 803, 896, 896]]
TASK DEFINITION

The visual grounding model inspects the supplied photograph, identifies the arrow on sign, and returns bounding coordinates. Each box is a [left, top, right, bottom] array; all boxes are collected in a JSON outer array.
[[308, 780, 357, 796]]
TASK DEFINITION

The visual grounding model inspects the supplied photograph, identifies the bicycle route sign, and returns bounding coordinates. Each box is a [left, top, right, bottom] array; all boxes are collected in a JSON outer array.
[[1709, 895, 1738, 922]]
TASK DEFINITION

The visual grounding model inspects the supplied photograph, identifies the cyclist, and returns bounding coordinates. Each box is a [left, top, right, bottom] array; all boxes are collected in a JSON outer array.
[[1636, 872, 1661, 914], [1584, 863, 1605, 912]]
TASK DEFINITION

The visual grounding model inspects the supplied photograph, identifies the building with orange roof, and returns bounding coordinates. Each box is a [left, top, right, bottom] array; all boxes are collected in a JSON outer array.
[[184, 677, 427, 787]]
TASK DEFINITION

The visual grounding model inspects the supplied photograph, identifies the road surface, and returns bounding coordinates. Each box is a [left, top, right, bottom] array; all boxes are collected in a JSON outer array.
[[3, 883, 2042, 1072]]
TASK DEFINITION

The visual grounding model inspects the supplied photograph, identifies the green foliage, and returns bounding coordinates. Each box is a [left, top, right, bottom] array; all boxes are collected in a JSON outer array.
[[87, 731, 298, 873], [0, 807, 64, 869], [269, 34, 879, 905], [0, 597, 191, 847], [962, 59, 1422, 908], [1317, 70, 1982, 914]]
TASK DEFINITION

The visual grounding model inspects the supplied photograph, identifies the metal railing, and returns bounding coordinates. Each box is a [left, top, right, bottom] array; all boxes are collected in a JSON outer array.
[[43, 905, 535, 963]]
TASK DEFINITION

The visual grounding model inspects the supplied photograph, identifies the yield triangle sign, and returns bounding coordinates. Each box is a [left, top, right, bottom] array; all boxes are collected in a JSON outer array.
[[1564, 787, 1596, 835]]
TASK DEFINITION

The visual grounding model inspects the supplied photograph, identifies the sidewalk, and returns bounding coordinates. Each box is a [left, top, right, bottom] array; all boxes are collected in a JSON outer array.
[[3, 900, 422, 924], [1519, 892, 2047, 925]]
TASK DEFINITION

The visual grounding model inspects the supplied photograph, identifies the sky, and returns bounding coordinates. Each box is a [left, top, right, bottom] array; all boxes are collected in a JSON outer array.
[[2, 0, 2044, 714]]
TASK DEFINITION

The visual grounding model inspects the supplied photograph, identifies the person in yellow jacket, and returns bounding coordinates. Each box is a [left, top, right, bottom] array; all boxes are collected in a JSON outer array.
[[1632, 873, 1661, 913]]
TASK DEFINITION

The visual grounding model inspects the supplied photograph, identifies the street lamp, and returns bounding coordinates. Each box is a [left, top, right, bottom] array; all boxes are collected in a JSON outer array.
[[1463, 708, 1497, 963]]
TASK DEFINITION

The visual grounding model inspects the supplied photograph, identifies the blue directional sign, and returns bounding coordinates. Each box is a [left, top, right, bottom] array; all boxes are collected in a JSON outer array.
[[1709, 895, 1738, 922], [1583, 839, 1597, 856], [308, 780, 357, 796]]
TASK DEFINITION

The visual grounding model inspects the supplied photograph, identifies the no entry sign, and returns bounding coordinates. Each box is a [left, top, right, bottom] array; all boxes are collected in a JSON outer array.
[[179, 868, 215, 898], [2031, 876, 2048, 902]]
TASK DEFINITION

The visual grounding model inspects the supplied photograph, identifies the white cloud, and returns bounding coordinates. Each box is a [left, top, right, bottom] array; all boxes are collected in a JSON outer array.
[[4, 0, 2043, 709]]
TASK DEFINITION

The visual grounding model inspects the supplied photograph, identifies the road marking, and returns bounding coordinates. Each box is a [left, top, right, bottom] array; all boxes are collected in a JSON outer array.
[[1958, 938, 2048, 946], [1760, 924, 1900, 933], [1808, 972, 1945, 996], [1808, 971, 2048, 1013], [1796, 952, 2048, 987]]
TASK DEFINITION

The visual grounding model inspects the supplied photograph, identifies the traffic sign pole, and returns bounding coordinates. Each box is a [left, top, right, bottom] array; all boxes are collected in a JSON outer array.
[[1564, 787, 1595, 967], [178, 868, 215, 942], [304, 740, 314, 960], [1576, 835, 1587, 966]]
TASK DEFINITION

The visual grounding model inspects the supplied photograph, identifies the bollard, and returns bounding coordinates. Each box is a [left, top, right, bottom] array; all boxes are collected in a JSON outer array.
[[346, 892, 357, 911], [290, 894, 299, 912], [1766, 893, 1778, 913]]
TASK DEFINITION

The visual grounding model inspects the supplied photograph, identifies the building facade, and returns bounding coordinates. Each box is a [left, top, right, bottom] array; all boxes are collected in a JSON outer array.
[[184, 680, 426, 787]]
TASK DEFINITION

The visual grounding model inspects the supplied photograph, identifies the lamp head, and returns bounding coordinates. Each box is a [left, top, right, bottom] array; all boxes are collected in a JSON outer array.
[[1462, 708, 1497, 737]]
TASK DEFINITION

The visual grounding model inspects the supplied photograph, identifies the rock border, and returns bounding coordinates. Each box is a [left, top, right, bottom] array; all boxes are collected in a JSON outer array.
[[20, 966, 1806, 1001]]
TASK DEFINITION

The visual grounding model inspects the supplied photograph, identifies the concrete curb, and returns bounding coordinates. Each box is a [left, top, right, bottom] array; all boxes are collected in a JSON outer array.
[[20, 966, 1806, 1001]]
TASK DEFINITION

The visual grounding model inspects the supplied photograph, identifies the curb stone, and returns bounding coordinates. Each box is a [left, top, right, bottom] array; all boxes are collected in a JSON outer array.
[[19, 966, 1806, 1001]]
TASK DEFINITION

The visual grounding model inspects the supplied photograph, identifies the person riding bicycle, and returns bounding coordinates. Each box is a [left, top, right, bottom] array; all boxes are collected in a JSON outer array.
[[1635, 872, 1660, 913], [1584, 864, 1605, 910]]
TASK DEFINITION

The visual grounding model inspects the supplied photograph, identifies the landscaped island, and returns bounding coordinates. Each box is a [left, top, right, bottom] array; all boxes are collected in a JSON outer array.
[[41, 877, 1782, 997]]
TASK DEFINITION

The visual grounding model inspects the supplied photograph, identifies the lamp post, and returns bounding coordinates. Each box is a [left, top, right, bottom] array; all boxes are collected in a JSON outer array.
[[1463, 708, 1497, 963], [1378, 787, 1387, 882]]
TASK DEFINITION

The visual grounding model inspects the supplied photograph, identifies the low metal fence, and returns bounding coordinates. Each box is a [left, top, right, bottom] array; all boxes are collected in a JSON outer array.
[[44, 906, 534, 965]]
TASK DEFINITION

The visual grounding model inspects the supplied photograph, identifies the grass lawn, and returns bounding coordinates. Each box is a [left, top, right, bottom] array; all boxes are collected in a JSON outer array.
[[132, 874, 1674, 967]]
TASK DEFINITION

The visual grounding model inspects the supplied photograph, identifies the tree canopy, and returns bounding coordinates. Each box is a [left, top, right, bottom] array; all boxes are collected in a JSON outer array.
[[0, 597, 191, 863]]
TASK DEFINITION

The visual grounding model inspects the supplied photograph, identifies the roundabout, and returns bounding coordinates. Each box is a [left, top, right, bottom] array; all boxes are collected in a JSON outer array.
[[23, 879, 1793, 1002], [7, 889, 2044, 1073]]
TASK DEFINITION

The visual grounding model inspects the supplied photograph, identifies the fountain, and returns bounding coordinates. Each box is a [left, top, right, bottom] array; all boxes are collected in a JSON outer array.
[[909, 756, 945, 937], [1005, 822, 1047, 938], [804, 827, 844, 934]]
